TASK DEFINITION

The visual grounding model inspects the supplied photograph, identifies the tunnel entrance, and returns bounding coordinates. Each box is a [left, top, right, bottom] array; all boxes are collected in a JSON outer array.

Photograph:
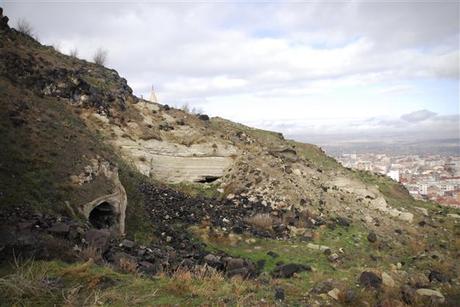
[[89, 202, 116, 229]]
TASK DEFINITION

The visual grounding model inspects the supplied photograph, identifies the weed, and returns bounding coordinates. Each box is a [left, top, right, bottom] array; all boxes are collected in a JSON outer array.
[[118, 257, 138, 275]]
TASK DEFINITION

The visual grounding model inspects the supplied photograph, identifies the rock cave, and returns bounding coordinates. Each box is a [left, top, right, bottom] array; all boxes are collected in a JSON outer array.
[[88, 201, 117, 229]]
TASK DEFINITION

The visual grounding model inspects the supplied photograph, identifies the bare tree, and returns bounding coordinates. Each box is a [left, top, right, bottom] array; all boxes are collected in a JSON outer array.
[[93, 48, 108, 66], [16, 18, 33, 36], [69, 48, 78, 58]]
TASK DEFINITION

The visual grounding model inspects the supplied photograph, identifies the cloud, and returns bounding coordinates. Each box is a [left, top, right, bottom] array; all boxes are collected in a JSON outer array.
[[3, 2, 458, 140], [401, 110, 437, 122]]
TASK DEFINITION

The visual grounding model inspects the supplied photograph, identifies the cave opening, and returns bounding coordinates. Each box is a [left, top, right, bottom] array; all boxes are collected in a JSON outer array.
[[195, 175, 220, 183], [89, 202, 116, 229]]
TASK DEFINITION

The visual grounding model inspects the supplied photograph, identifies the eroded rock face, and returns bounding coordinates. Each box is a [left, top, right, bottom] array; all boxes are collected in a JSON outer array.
[[72, 157, 127, 234]]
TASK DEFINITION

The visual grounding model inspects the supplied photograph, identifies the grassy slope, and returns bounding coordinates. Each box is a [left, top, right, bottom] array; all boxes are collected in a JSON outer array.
[[0, 260, 263, 306], [0, 77, 153, 241]]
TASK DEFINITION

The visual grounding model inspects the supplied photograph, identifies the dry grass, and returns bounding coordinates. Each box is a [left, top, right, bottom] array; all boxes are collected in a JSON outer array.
[[118, 257, 138, 274], [245, 213, 273, 231], [164, 264, 254, 303], [138, 125, 161, 141], [78, 245, 103, 263], [0, 258, 55, 305], [166, 132, 206, 147]]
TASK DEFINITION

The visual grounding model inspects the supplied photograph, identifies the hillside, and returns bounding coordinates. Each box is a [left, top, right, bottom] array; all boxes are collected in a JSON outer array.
[[0, 9, 459, 306]]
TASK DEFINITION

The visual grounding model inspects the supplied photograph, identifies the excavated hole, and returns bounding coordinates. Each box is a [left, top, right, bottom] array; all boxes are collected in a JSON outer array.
[[89, 202, 116, 229]]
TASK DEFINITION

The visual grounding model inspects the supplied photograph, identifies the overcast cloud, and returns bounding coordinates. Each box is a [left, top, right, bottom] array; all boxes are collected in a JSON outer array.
[[3, 1, 459, 142]]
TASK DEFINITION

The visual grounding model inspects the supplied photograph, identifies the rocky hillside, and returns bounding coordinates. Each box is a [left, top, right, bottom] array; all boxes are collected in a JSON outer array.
[[0, 8, 459, 306]]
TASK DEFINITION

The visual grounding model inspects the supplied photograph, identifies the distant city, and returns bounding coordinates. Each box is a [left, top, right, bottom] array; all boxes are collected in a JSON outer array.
[[332, 153, 460, 207]]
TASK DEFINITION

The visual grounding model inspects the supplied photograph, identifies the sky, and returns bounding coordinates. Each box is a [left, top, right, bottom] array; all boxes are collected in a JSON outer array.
[[3, 1, 460, 143]]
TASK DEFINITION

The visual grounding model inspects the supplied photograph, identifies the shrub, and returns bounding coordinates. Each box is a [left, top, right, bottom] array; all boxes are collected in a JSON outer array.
[[181, 103, 190, 113], [69, 48, 78, 58], [16, 18, 33, 36], [245, 213, 273, 231], [93, 48, 108, 66], [79, 245, 102, 263]]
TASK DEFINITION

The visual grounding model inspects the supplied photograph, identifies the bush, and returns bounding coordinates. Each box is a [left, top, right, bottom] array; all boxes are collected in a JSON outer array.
[[69, 48, 78, 58], [93, 48, 108, 66], [16, 18, 33, 36]]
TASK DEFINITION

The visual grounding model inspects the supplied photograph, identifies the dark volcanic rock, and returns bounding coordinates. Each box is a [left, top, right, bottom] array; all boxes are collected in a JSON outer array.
[[311, 279, 334, 294], [84, 229, 111, 252], [359, 271, 382, 289], [197, 114, 209, 121], [336, 217, 351, 227], [367, 231, 377, 243], [223, 257, 256, 278], [429, 270, 450, 283], [204, 254, 223, 269], [48, 223, 70, 236], [274, 287, 285, 301], [401, 285, 416, 305], [272, 263, 311, 278]]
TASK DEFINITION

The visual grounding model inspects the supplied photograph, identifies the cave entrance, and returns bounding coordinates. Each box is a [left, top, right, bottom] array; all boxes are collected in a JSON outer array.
[[195, 175, 220, 183], [89, 202, 116, 229]]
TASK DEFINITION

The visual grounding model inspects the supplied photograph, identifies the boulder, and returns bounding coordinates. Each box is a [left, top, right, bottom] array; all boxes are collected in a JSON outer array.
[[381, 272, 395, 288], [138, 261, 156, 275], [48, 223, 70, 236], [272, 263, 311, 278], [328, 288, 341, 301], [223, 257, 255, 278], [398, 212, 414, 223], [359, 271, 382, 289], [84, 229, 111, 252], [204, 254, 222, 268], [415, 288, 445, 304], [197, 114, 209, 121]]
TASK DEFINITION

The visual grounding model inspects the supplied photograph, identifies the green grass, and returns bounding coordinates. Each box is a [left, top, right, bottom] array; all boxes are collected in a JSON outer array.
[[0, 259, 268, 306], [290, 141, 341, 171], [117, 159, 155, 244], [169, 182, 221, 199], [190, 224, 387, 304], [352, 169, 441, 212]]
